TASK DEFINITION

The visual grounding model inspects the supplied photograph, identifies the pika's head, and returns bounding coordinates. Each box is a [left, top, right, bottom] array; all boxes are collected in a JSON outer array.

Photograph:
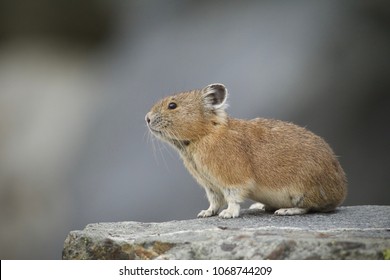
[[146, 83, 228, 147]]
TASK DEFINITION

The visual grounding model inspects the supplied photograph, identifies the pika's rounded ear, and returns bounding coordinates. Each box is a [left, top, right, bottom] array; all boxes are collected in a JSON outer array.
[[201, 83, 228, 109]]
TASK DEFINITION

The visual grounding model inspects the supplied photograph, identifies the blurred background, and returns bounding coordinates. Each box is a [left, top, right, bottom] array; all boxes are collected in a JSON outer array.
[[0, 0, 389, 259]]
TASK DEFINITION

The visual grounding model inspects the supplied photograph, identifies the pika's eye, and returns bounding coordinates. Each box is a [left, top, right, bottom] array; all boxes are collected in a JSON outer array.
[[168, 102, 177, 110]]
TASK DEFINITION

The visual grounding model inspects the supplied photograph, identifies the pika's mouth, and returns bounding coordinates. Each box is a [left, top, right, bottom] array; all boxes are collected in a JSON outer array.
[[147, 122, 189, 148], [147, 125, 163, 135], [148, 125, 171, 142]]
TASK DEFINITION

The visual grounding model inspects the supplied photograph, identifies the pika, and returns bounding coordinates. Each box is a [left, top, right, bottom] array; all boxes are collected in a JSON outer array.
[[146, 83, 347, 218]]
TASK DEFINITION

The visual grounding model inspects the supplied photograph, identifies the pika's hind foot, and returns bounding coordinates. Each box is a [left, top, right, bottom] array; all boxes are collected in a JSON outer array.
[[249, 202, 266, 211], [274, 208, 308, 216], [249, 203, 276, 212]]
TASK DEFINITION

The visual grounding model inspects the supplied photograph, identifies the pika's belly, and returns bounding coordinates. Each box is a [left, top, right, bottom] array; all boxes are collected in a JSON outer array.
[[249, 186, 298, 209]]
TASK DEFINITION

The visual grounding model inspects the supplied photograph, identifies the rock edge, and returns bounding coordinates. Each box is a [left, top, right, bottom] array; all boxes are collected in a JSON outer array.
[[63, 205, 390, 260]]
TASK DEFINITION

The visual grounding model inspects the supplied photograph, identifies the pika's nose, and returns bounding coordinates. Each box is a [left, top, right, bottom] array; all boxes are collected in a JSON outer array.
[[145, 113, 151, 124]]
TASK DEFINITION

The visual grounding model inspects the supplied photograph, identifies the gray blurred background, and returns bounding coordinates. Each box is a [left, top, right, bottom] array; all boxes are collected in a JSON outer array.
[[0, 0, 389, 259]]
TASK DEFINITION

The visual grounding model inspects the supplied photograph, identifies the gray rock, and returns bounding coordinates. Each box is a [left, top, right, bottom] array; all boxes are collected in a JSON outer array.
[[62, 205, 390, 260]]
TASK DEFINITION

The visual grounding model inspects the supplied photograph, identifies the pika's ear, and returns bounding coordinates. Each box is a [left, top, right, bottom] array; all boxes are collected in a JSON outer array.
[[201, 83, 228, 110]]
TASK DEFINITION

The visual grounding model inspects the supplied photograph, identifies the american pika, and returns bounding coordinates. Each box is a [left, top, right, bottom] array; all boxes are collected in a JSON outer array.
[[145, 83, 347, 218]]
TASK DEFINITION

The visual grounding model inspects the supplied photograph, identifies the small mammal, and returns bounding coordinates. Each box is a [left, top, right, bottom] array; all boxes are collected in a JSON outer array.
[[146, 84, 347, 218]]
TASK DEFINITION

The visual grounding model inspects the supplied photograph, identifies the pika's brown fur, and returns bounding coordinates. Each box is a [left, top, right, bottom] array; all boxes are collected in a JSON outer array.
[[146, 84, 347, 218]]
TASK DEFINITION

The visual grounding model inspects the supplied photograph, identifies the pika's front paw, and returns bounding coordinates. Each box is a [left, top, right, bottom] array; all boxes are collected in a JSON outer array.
[[197, 209, 217, 218], [218, 209, 240, 219]]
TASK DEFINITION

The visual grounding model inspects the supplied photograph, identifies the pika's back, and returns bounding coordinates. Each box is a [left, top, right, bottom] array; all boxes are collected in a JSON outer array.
[[238, 118, 346, 188]]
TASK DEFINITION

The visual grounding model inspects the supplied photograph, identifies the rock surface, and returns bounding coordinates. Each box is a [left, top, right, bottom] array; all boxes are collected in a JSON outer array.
[[63, 205, 390, 260]]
